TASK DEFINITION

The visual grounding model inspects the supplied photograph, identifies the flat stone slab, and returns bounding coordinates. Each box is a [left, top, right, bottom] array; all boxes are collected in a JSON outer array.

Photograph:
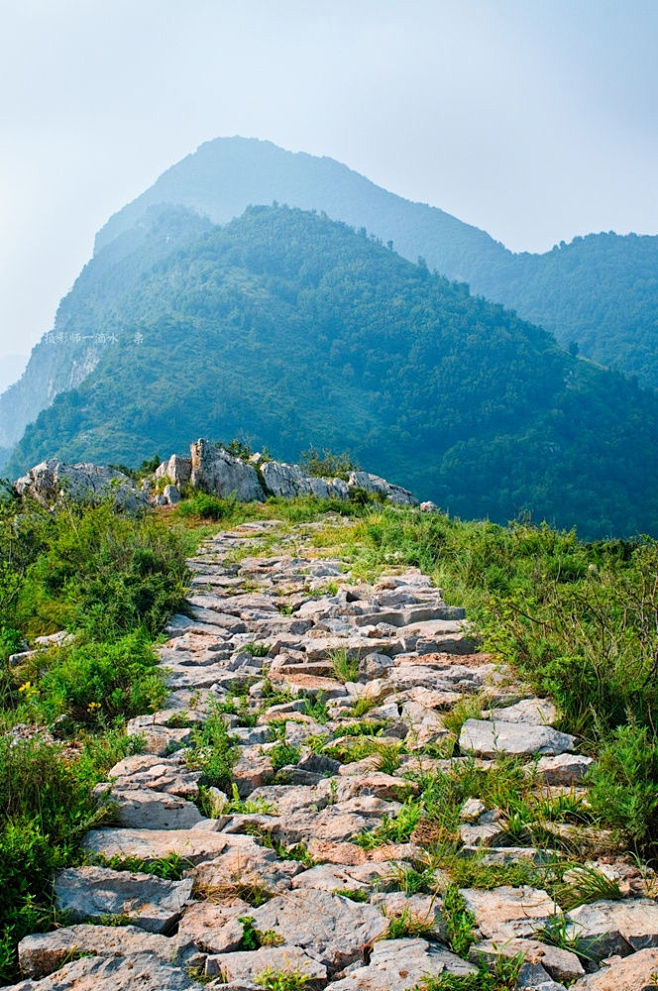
[[54, 866, 193, 933], [567, 898, 658, 957], [484, 697, 557, 725], [247, 889, 390, 971], [534, 753, 594, 785], [205, 946, 327, 982], [191, 841, 302, 895], [459, 718, 575, 757], [110, 789, 203, 829], [291, 861, 404, 892], [461, 885, 560, 939], [82, 827, 251, 865], [18, 925, 178, 978], [3, 952, 205, 991], [106, 754, 199, 798], [325, 937, 477, 989], [570, 947, 658, 989], [177, 900, 249, 954]]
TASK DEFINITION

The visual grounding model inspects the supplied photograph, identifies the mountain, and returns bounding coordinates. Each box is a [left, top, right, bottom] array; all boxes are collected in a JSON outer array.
[[8, 204, 658, 539], [3, 137, 656, 457], [0, 207, 212, 453], [95, 137, 658, 385]]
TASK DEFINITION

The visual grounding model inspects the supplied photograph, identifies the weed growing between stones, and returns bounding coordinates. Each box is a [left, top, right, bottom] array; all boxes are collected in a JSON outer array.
[[329, 646, 360, 683], [185, 705, 239, 791], [417, 955, 523, 990], [95, 853, 193, 880], [255, 967, 313, 990]]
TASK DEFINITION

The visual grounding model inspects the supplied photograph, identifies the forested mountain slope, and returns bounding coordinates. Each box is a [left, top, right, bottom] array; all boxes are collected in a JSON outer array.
[[9, 205, 658, 539], [96, 136, 658, 386], [0, 207, 212, 455]]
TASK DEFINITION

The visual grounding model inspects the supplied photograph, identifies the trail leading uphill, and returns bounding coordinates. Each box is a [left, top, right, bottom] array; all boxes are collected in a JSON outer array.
[[7, 517, 658, 991]]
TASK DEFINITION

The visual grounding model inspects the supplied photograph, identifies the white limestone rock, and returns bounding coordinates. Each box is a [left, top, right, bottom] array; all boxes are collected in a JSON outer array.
[[189, 441, 265, 501], [459, 718, 575, 757], [53, 866, 193, 933]]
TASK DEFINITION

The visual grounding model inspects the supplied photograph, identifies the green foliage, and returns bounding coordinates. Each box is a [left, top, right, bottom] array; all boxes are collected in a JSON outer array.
[[333, 887, 369, 902], [243, 642, 271, 657], [238, 916, 283, 951], [185, 707, 239, 791], [27, 635, 166, 726], [17, 501, 189, 640], [269, 742, 301, 772], [255, 967, 311, 991], [386, 907, 434, 939], [330, 647, 360, 684], [177, 492, 240, 522], [0, 729, 141, 983], [300, 447, 359, 481], [587, 723, 658, 850], [97, 853, 192, 880], [554, 865, 623, 911], [418, 955, 523, 989], [442, 885, 476, 958]]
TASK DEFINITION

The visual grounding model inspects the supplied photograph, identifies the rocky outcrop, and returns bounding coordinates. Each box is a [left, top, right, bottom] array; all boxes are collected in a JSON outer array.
[[14, 460, 147, 511], [15, 440, 422, 511], [155, 454, 192, 487], [189, 440, 265, 500]]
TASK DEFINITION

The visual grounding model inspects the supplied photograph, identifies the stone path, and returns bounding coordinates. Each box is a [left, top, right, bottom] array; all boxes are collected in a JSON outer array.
[[7, 517, 658, 990]]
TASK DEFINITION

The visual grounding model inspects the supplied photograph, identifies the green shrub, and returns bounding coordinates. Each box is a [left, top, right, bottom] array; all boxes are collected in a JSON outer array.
[[18, 501, 189, 639], [186, 709, 239, 790], [300, 447, 359, 481], [330, 647, 360, 683], [31, 635, 165, 726], [587, 723, 658, 852], [0, 729, 133, 983], [177, 492, 240, 522]]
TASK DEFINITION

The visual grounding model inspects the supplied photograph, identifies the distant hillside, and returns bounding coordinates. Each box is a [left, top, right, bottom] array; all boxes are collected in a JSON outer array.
[[0, 207, 212, 450], [96, 136, 658, 387], [9, 205, 658, 539]]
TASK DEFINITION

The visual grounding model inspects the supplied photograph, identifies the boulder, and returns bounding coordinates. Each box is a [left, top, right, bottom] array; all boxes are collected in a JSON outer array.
[[534, 753, 594, 785], [205, 946, 327, 982], [347, 470, 418, 506], [567, 898, 658, 958], [460, 886, 560, 940], [189, 440, 265, 501], [155, 454, 192, 486], [570, 947, 658, 989], [246, 889, 390, 971], [163, 483, 181, 505], [177, 900, 250, 954], [18, 925, 177, 978], [14, 460, 146, 511], [260, 461, 313, 498], [81, 827, 250, 865]]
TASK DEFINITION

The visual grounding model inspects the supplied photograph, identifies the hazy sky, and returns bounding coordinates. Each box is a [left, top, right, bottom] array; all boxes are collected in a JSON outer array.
[[1, 0, 657, 366]]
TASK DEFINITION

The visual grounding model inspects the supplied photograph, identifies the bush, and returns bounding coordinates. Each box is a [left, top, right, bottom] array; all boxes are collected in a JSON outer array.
[[587, 722, 658, 852], [177, 492, 240, 522], [0, 729, 136, 982], [18, 501, 189, 640], [35, 635, 166, 726], [300, 446, 359, 481]]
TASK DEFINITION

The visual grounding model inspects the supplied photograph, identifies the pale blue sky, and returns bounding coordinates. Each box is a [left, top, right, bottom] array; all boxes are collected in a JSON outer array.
[[1, 0, 657, 365]]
